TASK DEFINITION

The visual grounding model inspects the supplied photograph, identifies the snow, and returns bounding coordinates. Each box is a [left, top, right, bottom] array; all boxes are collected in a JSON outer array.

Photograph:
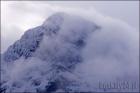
[[1, 12, 139, 92]]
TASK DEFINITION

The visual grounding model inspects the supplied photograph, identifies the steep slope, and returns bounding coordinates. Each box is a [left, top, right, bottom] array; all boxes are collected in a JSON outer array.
[[2, 11, 138, 92], [1, 12, 99, 92], [3, 13, 65, 62]]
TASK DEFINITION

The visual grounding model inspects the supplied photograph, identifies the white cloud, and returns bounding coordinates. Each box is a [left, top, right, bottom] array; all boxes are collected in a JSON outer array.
[[1, 1, 139, 92], [1, 1, 139, 53]]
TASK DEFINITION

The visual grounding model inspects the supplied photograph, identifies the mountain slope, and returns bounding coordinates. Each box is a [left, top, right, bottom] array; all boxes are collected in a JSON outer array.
[[1, 12, 99, 92], [1, 12, 139, 92]]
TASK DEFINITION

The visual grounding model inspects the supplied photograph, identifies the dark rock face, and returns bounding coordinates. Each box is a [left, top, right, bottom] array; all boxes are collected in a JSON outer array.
[[3, 13, 65, 62], [3, 26, 45, 62], [3, 12, 98, 63]]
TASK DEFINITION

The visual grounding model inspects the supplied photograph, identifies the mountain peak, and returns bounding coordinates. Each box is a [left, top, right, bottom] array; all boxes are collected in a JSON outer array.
[[43, 12, 66, 26], [3, 12, 99, 63]]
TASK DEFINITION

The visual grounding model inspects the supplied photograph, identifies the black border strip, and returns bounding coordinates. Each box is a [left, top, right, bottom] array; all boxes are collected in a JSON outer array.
[[0, 0, 140, 1]]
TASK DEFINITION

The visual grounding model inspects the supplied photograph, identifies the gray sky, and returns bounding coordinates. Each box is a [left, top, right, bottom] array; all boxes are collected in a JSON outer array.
[[1, 1, 139, 53]]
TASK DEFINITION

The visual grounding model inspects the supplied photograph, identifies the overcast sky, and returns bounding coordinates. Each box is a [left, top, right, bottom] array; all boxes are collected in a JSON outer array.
[[1, 1, 139, 53]]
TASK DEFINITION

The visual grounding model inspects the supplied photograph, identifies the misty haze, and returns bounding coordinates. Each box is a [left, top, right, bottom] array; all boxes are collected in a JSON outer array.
[[0, 1, 139, 93]]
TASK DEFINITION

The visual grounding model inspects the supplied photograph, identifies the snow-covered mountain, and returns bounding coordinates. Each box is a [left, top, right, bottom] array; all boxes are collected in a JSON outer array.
[[3, 13, 63, 62], [1, 12, 99, 92], [3, 12, 98, 62], [1, 12, 139, 92]]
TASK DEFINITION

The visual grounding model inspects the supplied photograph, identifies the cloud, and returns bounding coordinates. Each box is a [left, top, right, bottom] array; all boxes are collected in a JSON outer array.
[[74, 17, 139, 91], [1, 1, 139, 92], [1, 1, 53, 53], [1, 1, 139, 53]]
